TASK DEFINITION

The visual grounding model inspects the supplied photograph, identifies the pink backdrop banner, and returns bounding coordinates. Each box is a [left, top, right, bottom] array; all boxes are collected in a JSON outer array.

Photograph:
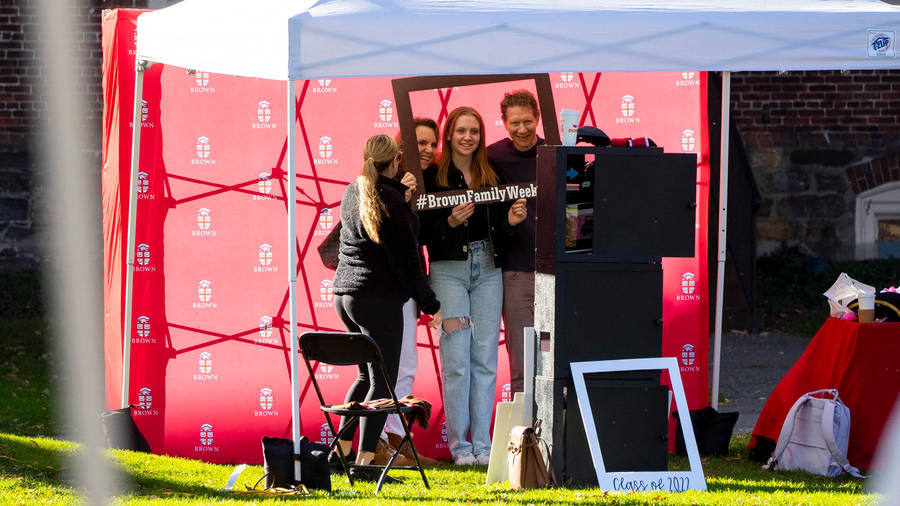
[[102, 10, 710, 463]]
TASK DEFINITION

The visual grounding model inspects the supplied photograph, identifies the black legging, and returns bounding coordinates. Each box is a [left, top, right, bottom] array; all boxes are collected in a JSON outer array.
[[333, 293, 403, 453]]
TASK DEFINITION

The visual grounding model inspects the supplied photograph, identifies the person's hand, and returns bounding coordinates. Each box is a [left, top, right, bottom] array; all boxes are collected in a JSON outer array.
[[448, 202, 475, 228], [427, 309, 442, 329], [507, 198, 527, 226], [401, 172, 417, 202]]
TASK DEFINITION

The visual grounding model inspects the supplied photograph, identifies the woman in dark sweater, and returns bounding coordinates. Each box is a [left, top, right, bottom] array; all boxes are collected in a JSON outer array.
[[418, 107, 527, 466], [379, 119, 440, 454], [331, 134, 442, 475]]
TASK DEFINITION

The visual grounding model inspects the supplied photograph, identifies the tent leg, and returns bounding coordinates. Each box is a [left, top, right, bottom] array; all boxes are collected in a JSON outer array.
[[287, 80, 301, 483], [122, 61, 148, 409], [523, 327, 534, 424], [712, 71, 731, 411]]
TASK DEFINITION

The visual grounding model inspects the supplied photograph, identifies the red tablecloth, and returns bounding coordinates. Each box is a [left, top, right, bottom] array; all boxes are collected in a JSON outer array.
[[750, 317, 900, 469]]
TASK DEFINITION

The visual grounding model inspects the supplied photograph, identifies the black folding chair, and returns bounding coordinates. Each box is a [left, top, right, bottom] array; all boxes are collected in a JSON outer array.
[[299, 331, 430, 494]]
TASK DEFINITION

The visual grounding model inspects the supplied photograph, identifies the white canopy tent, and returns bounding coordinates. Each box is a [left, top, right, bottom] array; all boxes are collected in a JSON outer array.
[[137, 0, 900, 79], [127, 0, 900, 480]]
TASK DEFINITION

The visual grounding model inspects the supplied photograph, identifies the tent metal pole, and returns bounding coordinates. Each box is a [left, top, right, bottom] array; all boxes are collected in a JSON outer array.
[[523, 327, 534, 425], [122, 61, 147, 409], [712, 71, 730, 411], [287, 80, 301, 482]]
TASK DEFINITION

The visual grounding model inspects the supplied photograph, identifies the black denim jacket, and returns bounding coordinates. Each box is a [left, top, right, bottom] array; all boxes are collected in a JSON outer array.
[[418, 163, 516, 268]]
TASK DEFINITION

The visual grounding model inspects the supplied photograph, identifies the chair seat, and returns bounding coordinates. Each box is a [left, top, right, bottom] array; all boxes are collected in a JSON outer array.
[[321, 403, 418, 416], [300, 331, 430, 494]]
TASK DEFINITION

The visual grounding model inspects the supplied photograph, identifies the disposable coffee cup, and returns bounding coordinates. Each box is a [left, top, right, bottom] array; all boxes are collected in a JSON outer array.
[[560, 109, 579, 146], [858, 292, 876, 323]]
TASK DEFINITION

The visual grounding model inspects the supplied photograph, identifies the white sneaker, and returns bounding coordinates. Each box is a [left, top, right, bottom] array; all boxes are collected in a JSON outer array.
[[475, 452, 491, 466], [453, 452, 476, 466]]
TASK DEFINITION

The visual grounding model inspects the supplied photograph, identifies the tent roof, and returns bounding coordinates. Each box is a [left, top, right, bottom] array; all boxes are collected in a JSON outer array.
[[136, 0, 900, 80]]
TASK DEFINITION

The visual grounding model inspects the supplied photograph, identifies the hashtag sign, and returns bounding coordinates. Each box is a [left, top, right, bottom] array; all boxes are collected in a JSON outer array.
[[414, 183, 538, 211]]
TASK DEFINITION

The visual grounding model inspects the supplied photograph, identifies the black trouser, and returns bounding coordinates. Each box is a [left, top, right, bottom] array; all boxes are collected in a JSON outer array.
[[334, 293, 403, 453]]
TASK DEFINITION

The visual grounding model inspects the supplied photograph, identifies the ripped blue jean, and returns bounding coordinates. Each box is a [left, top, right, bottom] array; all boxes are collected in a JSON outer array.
[[429, 240, 503, 458]]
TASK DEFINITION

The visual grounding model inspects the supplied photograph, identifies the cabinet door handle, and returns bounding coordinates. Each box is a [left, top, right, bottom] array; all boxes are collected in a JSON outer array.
[[655, 318, 663, 326]]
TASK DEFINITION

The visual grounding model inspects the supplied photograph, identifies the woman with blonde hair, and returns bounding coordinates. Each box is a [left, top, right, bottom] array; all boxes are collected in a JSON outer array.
[[419, 107, 527, 466], [331, 133, 441, 479], [377, 119, 440, 459]]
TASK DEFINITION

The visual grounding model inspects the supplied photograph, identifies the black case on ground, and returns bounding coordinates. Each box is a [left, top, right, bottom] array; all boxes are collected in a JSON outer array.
[[100, 406, 151, 453], [261, 436, 331, 491], [674, 407, 739, 457]]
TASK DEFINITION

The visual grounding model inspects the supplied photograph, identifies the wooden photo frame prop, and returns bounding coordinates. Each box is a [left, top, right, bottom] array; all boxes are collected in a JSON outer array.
[[391, 74, 560, 202], [570, 357, 707, 493]]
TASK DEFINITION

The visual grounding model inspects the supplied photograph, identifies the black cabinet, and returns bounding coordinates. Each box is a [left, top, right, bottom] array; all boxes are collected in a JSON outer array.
[[532, 145, 695, 484], [535, 146, 696, 267], [566, 380, 670, 480], [534, 262, 662, 380]]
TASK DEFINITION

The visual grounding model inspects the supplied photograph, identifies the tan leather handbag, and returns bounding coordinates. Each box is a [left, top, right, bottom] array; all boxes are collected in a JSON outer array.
[[508, 420, 555, 490]]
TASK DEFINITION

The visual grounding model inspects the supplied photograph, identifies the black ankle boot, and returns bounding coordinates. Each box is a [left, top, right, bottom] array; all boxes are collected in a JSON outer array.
[[328, 449, 355, 475]]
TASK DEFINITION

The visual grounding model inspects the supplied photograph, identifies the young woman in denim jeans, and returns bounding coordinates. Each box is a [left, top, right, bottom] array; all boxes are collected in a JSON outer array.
[[419, 107, 527, 466]]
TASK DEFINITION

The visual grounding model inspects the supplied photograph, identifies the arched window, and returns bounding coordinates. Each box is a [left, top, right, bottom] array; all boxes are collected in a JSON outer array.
[[855, 181, 900, 259]]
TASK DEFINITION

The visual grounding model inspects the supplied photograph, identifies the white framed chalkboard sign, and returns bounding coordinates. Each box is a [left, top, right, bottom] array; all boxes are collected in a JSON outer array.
[[570, 357, 707, 493]]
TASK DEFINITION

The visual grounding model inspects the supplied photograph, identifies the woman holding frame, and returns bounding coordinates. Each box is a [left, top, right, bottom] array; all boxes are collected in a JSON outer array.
[[419, 107, 527, 466]]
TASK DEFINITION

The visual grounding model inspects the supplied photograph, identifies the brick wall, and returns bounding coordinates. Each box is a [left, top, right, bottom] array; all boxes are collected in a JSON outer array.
[[0, 0, 152, 153], [731, 70, 900, 260], [0, 0, 150, 269], [0, 0, 34, 152]]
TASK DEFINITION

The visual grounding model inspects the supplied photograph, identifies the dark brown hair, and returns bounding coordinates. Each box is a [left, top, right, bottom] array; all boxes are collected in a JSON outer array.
[[500, 89, 539, 120], [394, 117, 440, 175]]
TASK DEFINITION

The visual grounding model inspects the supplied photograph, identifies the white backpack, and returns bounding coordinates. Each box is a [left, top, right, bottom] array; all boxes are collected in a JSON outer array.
[[766, 389, 864, 478]]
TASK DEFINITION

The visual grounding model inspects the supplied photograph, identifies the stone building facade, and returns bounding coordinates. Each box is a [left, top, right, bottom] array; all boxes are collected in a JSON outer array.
[[731, 70, 900, 260]]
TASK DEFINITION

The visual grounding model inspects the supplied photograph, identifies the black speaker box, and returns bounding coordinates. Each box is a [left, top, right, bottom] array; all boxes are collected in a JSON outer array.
[[535, 146, 696, 266], [566, 378, 670, 483], [534, 375, 669, 485], [534, 262, 663, 380]]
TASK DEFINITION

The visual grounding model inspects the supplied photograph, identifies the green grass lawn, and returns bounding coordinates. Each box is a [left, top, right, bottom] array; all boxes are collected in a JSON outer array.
[[0, 317, 55, 438], [0, 432, 877, 505], [0, 271, 883, 504]]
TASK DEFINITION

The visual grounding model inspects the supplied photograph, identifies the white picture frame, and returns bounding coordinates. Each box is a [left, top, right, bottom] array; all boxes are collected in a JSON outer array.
[[570, 357, 707, 492]]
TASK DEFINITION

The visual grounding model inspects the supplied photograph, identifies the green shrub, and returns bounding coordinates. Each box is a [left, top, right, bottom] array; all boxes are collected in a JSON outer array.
[[757, 246, 900, 335], [0, 269, 43, 317]]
